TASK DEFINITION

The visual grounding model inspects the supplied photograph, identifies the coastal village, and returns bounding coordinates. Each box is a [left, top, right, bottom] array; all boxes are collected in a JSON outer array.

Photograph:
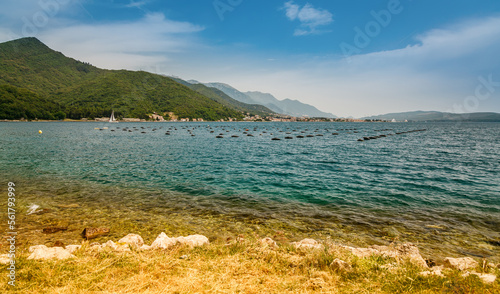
[[89, 112, 373, 123]]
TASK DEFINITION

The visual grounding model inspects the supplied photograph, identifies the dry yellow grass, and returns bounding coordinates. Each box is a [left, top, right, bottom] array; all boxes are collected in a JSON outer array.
[[1, 237, 499, 293]]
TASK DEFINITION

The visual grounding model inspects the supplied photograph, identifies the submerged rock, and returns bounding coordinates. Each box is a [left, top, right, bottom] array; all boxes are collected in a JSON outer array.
[[82, 227, 110, 239], [28, 245, 75, 260], [444, 257, 478, 271], [43, 227, 68, 234], [56, 204, 80, 208]]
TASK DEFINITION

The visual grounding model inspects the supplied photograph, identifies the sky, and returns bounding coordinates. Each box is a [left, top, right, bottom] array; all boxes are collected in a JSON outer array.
[[1, 0, 500, 117]]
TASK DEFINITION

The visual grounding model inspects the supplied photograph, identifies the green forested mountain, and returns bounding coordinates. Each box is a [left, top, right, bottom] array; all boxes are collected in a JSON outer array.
[[0, 37, 247, 121], [0, 84, 65, 120]]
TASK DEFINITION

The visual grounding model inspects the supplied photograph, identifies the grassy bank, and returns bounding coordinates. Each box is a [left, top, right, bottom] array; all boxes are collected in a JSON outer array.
[[2, 237, 499, 293]]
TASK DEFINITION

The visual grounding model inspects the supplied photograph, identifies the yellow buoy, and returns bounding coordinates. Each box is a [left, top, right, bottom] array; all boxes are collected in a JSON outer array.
[[38, 130, 42, 134]]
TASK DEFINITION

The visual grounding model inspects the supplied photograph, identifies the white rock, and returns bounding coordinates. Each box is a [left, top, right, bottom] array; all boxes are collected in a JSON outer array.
[[150, 233, 177, 249], [65, 245, 82, 254], [0, 254, 11, 264], [150, 233, 209, 249], [341, 245, 379, 258], [260, 237, 278, 248], [29, 245, 48, 253], [330, 258, 352, 272], [472, 272, 497, 284], [375, 243, 428, 268], [344, 243, 427, 268], [350, 247, 379, 258], [90, 244, 102, 250], [444, 257, 478, 271], [102, 240, 116, 250], [420, 266, 445, 278], [176, 235, 209, 248], [101, 240, 130, 252], [292, 239, 324, 250], [118, 234, 144, 249], [140, 245, 152, 251], [28, 247, 74, 260]]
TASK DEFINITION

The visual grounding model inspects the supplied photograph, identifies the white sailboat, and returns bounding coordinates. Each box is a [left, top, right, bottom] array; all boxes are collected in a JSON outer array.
[[109, 110, 118, 123]]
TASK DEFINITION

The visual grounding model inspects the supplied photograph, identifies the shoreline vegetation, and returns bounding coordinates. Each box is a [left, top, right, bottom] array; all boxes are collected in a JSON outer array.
[[2, 193, 499, 293], [0, 117, 373, 123], [1, 182, 498, 293], [1, 231, 499, 293]]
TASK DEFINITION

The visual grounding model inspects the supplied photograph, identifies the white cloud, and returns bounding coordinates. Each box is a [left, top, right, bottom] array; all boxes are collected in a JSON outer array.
[[125, 1, 148, 9], [37, 12, 204, 70], [204, 16, 500, 117], [283, 1, 300, 20], [346, 17, 500, 76], [282, 1, 333, 36]]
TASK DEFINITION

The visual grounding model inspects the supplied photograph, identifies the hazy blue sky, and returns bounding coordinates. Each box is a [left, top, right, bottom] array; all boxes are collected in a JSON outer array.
[[1, 0, 500, 117]]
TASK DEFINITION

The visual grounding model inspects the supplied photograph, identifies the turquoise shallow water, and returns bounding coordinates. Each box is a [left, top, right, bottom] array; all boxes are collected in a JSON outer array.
[[1, 121, 499, 259]]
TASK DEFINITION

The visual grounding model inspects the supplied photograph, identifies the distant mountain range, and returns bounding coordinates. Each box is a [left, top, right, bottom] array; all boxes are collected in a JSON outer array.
[[3, 38, 498, 122], [362, 111, 500, 122], [187, 81, 336, 118], [171, 78, 274, 117]]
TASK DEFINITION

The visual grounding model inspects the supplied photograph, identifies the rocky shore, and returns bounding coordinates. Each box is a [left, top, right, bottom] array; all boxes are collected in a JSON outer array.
[[3, 232, 497, 286]]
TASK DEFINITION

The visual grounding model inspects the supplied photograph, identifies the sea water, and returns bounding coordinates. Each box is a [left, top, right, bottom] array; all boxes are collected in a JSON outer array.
[[0, 122, 499, 260]]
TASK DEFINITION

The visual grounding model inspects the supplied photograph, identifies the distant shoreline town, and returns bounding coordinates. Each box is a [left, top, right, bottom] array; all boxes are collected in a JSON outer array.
[[0, 114, 387, 123]]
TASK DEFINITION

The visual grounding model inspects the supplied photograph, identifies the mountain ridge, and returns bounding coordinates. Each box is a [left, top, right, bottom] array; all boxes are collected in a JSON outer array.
[[187, 81, 336, 118], [170, 78, 275, 116], [0, 37, 261, 121], [362, 111, 500, 122]]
